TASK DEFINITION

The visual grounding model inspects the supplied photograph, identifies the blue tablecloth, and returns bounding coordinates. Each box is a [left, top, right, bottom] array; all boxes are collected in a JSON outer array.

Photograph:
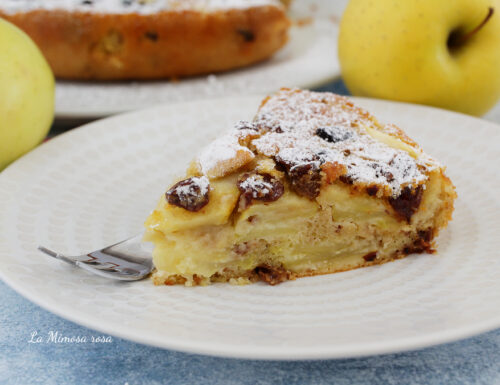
[[1, 279, 499, 385], [1, 80, 499, 385]]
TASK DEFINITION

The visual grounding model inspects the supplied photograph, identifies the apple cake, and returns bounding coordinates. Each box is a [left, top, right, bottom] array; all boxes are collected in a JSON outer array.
[[144, 88, 456, 286], [0, 0, 289, 80]]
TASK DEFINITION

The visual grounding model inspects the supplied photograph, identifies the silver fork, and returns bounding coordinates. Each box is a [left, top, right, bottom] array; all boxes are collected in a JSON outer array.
[[38, 234, 154, 281]]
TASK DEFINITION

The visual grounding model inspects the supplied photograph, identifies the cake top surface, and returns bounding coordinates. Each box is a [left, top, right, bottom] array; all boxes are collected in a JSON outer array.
[[1, 0, 281, 14], [198, 89, 440, 198]]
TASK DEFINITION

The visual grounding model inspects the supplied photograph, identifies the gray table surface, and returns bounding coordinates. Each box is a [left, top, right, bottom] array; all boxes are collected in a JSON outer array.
[[1, 80, 499, 385]]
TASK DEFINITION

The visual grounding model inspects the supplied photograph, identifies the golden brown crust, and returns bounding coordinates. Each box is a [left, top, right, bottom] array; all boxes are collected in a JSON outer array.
[[0, 6, 289, 80]]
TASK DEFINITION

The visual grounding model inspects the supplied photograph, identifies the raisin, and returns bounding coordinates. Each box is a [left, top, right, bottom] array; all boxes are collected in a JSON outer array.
[[165, 177, 210, 212], [418, 229, 433, 242], [144, 31, 158, 42], [403, 237, 435, 254], [238, 173, 284, 209], [363, 252, 377, 262], [290, 163, 322, 199], [316, 126, 352, 143], [237, 29, 255, 42], [404, 229, 436, 254], [339, 174, 354, 185], [366, 185, 378, 196], [275, 154, 322, 199], [389, 185, 423, 222], [254, 265, 292, 285]]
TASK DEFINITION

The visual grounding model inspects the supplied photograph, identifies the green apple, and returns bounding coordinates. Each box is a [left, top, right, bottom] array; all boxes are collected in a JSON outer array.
[[339, 0, 500, 116], [0, 18, 54, 170]]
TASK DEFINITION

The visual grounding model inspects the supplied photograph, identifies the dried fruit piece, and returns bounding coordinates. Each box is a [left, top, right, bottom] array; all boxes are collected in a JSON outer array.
[[363, 251, 377, 261], [238, 173, 284, 209], [316, 126, 352, 143], [144, 31, 158, 42], [275, 154, 322, 199], [253, 264, 293, 285], [237, 29, 255, 42], [366, 185, 379, 196], [289, 163, 322, 198], [165, 176, 210, 212], [389, 185, 423, 222]]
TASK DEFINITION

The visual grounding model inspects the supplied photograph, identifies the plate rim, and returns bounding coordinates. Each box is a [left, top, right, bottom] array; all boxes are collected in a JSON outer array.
[[54, 72, 340, 119], [1, 96, 500, 360], [2, 268, 500, 360]]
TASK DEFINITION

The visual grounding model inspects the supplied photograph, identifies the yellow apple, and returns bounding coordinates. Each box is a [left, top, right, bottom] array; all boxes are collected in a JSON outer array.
[[339, 0, 500, 116], [0, 18, 54, 170]]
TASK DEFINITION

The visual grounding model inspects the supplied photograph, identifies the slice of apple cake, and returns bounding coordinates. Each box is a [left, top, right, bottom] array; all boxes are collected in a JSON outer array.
[[144, 88, 456, 286]]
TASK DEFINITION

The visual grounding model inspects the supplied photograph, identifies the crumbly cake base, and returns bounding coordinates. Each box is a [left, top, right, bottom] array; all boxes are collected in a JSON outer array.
[[154, 248, 426, 286], [152, 228, 440, 286]]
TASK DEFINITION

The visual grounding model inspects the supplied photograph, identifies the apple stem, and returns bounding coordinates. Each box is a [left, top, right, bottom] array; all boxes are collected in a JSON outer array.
[[448, 7, 494, 49]]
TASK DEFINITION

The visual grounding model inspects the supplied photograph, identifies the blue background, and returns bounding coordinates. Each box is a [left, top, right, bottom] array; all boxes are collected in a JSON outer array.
[[1, 80, 499, 385]]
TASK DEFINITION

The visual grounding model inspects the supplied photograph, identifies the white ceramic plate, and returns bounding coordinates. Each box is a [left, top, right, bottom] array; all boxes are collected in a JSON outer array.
[[484, 101, 500, 125], [288, 0, 348, 21], [1, 96, 499, 360], [55, 0, 344, 119]]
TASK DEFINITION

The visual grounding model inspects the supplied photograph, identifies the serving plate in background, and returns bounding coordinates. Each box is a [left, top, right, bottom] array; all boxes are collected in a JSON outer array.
[[55, 0, 348, 119]]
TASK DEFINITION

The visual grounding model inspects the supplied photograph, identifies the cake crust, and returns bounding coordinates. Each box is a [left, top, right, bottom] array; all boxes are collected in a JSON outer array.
[[0, 1, 289, 80]]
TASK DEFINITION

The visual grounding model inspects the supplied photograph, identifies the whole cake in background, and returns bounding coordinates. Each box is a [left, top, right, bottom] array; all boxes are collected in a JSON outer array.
[[144, 88, 456, 286], [0, 0, 289, 80]]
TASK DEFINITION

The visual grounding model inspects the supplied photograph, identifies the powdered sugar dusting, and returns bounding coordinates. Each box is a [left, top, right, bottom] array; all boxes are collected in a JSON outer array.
[[175, 176, 209, 197], [195, 89, 439, 197], [198, 133, 253, 176], [251, 89, 439, 197], [239, 175, 273, 197], [1, 0, 281, 14]]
